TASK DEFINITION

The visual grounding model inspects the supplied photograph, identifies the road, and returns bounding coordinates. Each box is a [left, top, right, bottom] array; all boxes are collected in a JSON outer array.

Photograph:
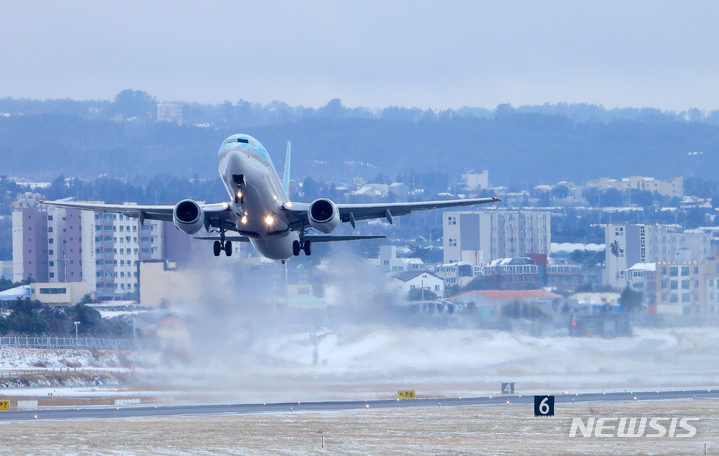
[[0, 388, 716, 421]]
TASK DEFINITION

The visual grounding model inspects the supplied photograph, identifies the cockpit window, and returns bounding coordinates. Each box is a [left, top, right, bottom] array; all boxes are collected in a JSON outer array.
[[223, 137, 257, 149]]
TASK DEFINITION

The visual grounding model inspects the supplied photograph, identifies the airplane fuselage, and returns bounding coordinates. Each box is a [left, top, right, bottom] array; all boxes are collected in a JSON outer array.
[[218, 134, 298, 260]]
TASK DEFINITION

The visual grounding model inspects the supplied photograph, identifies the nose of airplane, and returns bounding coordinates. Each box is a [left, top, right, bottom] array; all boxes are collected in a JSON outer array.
[[226, 148, 244, 167]]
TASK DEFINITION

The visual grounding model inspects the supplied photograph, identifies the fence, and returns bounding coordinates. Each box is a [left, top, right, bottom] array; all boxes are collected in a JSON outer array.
[[0, 336, 155, 350], [0, 367, 121, 379]]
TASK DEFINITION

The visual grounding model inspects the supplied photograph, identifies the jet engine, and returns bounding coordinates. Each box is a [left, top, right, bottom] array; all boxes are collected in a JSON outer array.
[[173, 199, 205, 235], [308, 198, 340, 233]]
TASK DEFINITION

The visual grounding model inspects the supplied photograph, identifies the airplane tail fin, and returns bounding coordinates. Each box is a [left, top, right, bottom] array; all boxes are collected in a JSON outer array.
[[283, 141, 291, 199]]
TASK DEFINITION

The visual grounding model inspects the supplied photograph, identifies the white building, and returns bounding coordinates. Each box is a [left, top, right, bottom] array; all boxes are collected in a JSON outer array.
[[623, 262, 656, 301], [92, 209, 164, 300], [434, 262, 482, 288], [654, 261, 719, 316], [605, 223, 711, 288], [392, 270, 444, 297], [443, 210, 551, 265], [354, 184, 389, 198], [461, 170, 489, 191], [157, 102, 183, 124], [378, 245, 424, 273]]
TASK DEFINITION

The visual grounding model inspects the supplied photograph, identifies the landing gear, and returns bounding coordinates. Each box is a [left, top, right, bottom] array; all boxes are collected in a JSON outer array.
[[213, 226, 232, 257], [292, 239, 312, 256]]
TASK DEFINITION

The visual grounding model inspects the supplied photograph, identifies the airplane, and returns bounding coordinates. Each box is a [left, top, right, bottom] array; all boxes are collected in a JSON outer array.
[[43, 134, 501, 262]]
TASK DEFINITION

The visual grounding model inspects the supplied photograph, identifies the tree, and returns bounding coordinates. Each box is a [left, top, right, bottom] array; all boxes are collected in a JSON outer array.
[[551, 185, 570, 199], [69, 304, 104, 335], [501, 301, 547, 320], [107, 89, 157, 120], [407, 287, 438, 301], [3, 299, 48, 334], [630, 190, 653, 207], [0, 277, 17, 292], [618, 286, 643, 313], [609, 240, 621, 279], [463, 275, 495, 291]]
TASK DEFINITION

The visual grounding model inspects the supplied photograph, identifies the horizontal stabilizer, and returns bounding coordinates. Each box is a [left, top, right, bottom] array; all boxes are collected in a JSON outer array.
[[194, 236, 252, 243], [305, 235, 385, 242]]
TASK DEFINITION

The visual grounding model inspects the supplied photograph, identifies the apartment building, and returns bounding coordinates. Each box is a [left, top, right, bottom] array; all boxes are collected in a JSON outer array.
[[605, 223, 711, 288], [12, 200, 170, 300], [443, 210, 551, 265], [586, 176, 683, 198], [653, 261, 719, 316]]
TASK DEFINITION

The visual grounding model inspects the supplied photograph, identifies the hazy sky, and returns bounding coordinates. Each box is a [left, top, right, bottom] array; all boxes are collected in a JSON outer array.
[[2, 1, 718, 111]]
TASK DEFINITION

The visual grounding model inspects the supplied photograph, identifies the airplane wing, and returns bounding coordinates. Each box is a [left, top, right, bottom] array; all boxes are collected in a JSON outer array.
[[284, 196, 501, 227], [194, 234, 385, 243], [41, 200, 235, 227], [305, 234, 385, 242], [336, 196, 501, 222], [194, 235, 252, 242]]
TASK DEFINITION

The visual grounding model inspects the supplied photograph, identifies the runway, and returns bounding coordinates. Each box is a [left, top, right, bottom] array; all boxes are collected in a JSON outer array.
[[0, 388, 717, 422]]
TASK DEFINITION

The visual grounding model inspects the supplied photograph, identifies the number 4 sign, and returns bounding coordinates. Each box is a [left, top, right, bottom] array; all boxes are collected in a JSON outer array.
[[534, 395, 554, 417]]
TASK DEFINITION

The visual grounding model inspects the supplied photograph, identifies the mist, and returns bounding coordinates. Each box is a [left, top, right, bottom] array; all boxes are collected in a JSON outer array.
[[132, 243, 719, 404]]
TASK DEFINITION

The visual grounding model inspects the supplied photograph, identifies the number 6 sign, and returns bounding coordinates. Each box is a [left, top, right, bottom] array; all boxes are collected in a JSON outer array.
[[534, 395, 554, 416]]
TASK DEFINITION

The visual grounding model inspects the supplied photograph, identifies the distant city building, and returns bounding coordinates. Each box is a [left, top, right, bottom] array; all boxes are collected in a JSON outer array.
[[443, 210, 551, 265], [546, 261, 583, 289], [585, 176, 683, 198], [623, 262, 657, 302], [92, 209, 164, 300], [434, 262, 482, 288], [11, 200, 179, 301], [628, 176, 683, 198], [353, 184, 389, 198], [0, 260, 12, 281], [156, 102, 182, 124], [139, 260, 201, 308], [605, 223, 710, 288], [388, 182, 410, 198], [484, 257, 540, 289], [392, 270, 444, 296], [653, 261, 719, 316], [12, 196, 49, 283], [460, 170, 489, 192], [377, 245, 424, 273], [29, 282, 88, 307]]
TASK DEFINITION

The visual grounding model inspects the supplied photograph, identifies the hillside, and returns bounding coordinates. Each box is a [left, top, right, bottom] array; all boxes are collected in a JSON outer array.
[[1, 99, 719, 185]]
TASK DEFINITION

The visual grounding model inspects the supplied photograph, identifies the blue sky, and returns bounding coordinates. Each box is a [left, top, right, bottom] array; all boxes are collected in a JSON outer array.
[[2, 1, 718, 111]]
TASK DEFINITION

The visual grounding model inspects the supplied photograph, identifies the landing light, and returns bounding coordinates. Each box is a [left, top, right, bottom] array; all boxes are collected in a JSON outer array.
[[241, 215, 248, 224], [285, 202, 293, 208], [265, 215, 274, 225], [237, 190, 243, 199]]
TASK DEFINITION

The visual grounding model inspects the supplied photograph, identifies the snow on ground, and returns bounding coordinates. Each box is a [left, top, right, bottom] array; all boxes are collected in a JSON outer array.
[[0, 348, 157, 370], [552, 242, 605, 252], [2, 326, 719, 405], [140, 325, 719, 404]]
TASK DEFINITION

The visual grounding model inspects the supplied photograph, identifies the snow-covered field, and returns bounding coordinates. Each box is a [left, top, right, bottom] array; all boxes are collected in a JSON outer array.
[[2, 326, 719, 405], [1, 399, 717, 455], [136, 325, 719, 404]]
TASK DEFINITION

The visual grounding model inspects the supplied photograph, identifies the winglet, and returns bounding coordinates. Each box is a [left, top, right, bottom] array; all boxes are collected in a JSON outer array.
[[283, 141, 291, 199]]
